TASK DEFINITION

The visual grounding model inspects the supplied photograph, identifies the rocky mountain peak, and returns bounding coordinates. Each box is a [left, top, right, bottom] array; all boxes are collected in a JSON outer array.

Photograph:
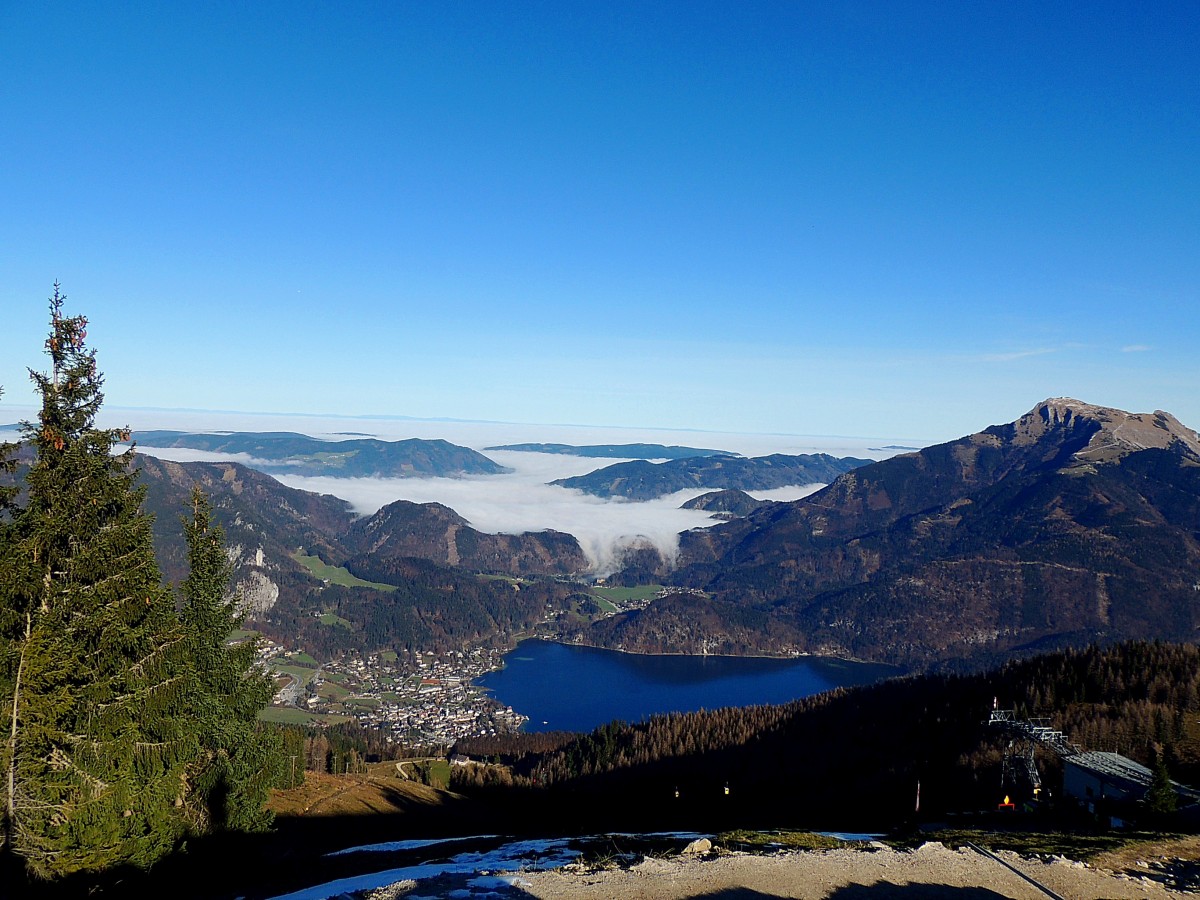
[[1013, 398, 1200, 463]]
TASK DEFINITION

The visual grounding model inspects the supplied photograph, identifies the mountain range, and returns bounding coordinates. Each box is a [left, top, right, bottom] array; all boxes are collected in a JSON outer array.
[[131, 430, 508, 478], [484, 442, 737, 459], [10, 398, 1200, 671], [342, 499, 590, 579], [551, 453, 872, 500], [130, 456, 587, 655], [590, 399, 1200, 666]]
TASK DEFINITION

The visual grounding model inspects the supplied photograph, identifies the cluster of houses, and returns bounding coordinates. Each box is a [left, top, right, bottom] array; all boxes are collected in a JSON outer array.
[[289, 647, 528, 745]]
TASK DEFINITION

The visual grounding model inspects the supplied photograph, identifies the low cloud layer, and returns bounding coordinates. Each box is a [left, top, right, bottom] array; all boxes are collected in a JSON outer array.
[[271, 452, 725, 575], [129, 414, 899, 575]]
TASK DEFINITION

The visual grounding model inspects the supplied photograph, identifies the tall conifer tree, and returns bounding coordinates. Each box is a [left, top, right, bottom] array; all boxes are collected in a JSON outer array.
[[1, 286, 197, 877], [0, 388, 17, 516], [179, 487, 281, 833]]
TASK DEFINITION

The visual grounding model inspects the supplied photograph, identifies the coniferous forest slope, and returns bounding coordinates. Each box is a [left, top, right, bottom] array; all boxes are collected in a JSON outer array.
[[594, 399, 1200, 666], [343, 497, 590, 577], [5, 447, 592, 658], [452, 641, 1200, 832], [130, 459, 587, 658]]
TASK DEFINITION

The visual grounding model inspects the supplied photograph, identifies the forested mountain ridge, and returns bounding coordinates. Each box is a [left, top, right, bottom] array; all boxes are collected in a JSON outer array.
[[1, 445, 594, 658], [680, 488, 773, 519], [551, 452, 871, 500], [131, 460, 590, 654], [344, 498, 591, 577], [132, 429, 509, 478], [593, 399, 1200, 665], [458, 641, 1200, 829], [134, 455, 359, 615]]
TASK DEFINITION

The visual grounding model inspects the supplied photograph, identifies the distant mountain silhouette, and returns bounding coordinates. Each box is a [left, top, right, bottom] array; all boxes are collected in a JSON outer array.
[[552, 453, 871, 500], [485, 442, 738, 460], [133, 429, 508, 478]]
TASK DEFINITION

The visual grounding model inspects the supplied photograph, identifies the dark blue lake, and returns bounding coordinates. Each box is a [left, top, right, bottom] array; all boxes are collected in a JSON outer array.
[[477, 639, 898, 734]]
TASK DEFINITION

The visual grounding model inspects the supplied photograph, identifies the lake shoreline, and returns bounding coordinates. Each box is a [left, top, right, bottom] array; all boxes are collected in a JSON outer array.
[[474, 638, 900, 735], [496, 628, 902, 672]]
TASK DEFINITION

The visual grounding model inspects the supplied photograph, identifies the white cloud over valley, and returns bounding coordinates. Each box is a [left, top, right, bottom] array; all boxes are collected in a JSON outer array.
[[270, 453, 729, 575], [124, 411, 902, 574]]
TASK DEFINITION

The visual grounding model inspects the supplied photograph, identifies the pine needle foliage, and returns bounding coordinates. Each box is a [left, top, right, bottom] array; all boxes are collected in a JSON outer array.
[[0, 388, 17, 519], [1, 285, 197, 877], [179, 487, 281, 833], [0, 286, 279, 881]]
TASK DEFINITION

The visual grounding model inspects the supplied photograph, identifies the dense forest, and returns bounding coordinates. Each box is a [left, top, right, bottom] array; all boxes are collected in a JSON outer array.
[[451, 641, 1200, 831], [257, 559, 585, 657]]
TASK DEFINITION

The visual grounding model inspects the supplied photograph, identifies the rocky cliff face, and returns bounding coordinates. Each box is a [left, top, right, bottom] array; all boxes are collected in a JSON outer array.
[[135, 456, 359, 617], [604, 400, 1200, 666]]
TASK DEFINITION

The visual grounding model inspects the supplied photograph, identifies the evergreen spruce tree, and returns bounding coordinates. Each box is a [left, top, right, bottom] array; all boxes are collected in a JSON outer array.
[[0, 387, 17, 517], [1, 388, 18, 859], [1, 286, 198, 878], [179, 486, 281, 833], [1146, 750, 1178, 818]]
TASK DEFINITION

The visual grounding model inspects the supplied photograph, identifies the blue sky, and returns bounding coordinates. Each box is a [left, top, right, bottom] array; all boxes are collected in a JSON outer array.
[[2, 1, 1197, 443]]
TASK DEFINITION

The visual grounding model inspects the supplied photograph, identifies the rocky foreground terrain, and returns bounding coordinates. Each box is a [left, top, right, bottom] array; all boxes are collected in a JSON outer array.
[[503, 842, 1192, 900], [350, 839, 1198, 900]]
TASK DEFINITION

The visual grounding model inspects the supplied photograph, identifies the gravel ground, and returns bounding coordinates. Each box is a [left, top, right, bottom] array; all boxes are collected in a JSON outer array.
[[503, 842, 1192, 899]]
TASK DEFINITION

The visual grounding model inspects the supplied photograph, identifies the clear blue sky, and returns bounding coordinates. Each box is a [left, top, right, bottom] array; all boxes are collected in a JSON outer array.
[[2, 1, 1197, 442]]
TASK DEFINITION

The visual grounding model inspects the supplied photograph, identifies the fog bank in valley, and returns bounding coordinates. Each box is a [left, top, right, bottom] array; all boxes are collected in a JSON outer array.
[[116, 410, 901, 574], [272, 450, 821, 574]]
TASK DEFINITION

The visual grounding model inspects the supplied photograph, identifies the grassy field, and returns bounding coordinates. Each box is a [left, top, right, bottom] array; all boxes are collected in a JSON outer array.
[[718, 831, 847, 851], [592, 584, 664, 603], [316, 681, 350, 702], [398, 758, 452, 790], [257, 707, 351, 726], [293, 550, 398, 592], [274, 664, 319, 684], [889, 829, 1175, 859], [318, 612, 354, 629], [590, 595, 619, 614], [268, 763, 449, 818], [478, 573, 526, 585]]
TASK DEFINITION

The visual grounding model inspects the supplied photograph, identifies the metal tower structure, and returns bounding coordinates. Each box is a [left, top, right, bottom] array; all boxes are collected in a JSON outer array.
[[986, 705, 1080, 802]]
